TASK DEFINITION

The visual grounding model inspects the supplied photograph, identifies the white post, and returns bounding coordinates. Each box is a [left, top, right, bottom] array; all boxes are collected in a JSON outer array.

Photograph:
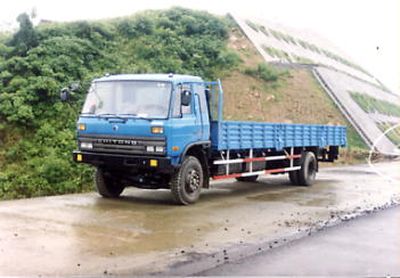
[[290, 147, 294, 168], [249, 149, 253, 172], [226, 150, 230, 175]]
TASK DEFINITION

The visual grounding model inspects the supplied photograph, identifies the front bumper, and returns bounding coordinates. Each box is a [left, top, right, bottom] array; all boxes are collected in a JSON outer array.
[[73, 151, 175, 173]]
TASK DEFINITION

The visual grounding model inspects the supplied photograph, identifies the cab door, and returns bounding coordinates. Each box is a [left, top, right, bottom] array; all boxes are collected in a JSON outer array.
[[168, 83, 203, 159], [193, 83, 210, 141]]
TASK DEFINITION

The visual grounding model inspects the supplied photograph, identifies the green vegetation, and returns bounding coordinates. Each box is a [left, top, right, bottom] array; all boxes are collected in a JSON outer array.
[[297, 39, 321, 54], [269, 29, 297, 45], [262, 45, 292, 62], [243, 63, 283, 82], [294, 38, 373, 76], [0, 8, 239, 199], [245, 20, 259, 32], [259, 26, 270, 37], [378, 123, 400, 145], [350, 91, 400, 117], [9, 13, 39, 56], [319, 49, 372, 77], [292, 54, 315, 64], [347, 125, 369, 150], [262, 44, 316, 65]]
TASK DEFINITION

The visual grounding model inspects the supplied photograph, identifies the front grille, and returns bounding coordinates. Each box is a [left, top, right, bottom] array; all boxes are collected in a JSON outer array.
[[78, 134, 166, 155]]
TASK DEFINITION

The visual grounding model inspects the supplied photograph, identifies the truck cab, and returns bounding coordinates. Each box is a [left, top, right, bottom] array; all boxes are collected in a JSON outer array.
[[73, 74, 213, 203]]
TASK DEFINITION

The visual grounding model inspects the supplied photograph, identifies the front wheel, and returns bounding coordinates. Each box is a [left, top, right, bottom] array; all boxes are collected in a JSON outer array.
[[95, 168, 125, 198], [170, 156, 203, 205]]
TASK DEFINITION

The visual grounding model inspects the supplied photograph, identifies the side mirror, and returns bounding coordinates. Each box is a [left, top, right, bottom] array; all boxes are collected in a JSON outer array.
[[60, 82, 80, 101], [181, 90, 192, 106], [60, 87, 70, 101]]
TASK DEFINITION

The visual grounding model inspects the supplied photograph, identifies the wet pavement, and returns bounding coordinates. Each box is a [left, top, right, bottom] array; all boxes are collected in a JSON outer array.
[[0, 161, 399, 276], [201, 205, 400, 276]]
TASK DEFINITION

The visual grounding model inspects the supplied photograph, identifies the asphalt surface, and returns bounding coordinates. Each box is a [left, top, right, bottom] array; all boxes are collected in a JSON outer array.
[[0, 161, 399, 276], [201, 205, 400, 276]]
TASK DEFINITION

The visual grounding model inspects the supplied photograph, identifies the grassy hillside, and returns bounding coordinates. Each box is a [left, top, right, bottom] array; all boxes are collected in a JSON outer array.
[[0, 8, 366, 199]]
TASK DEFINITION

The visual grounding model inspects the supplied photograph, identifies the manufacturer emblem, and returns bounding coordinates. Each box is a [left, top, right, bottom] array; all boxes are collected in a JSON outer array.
[[97, 138, 138, 145], [113, 124, 119, 131]]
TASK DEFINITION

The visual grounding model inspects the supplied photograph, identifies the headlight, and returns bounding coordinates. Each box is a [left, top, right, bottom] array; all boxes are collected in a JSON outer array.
[[155, 146, 164, 152], [146, 146, 155, 152], [78, 123, 86, 131], [80, 142, 93, 150], [151, 126, 164, 134]]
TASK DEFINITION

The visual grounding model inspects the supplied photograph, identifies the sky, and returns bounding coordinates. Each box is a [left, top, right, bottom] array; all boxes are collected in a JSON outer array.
[[1, 0, 399, 95]]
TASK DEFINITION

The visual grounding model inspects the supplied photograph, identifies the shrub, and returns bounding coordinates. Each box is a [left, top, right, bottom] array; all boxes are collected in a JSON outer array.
[[245, 20, 259, 32], [244, 63, 280, 82]]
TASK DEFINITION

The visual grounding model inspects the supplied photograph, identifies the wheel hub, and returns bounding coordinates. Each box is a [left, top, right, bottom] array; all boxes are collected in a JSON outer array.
[[187, 169, 200, 192]]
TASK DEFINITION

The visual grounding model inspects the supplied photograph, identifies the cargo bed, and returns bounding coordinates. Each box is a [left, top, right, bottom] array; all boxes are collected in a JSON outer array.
[[211, 121, 347, 151]]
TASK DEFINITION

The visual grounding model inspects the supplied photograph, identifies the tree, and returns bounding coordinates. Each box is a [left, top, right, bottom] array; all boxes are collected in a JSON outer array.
[[8, 13, 38, 56]]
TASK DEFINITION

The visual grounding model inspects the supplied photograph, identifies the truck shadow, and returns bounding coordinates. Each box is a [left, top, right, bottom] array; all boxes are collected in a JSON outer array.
[[104, 177, 338, 206]]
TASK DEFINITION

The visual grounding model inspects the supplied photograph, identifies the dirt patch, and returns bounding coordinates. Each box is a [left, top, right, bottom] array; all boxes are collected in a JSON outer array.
[[222, 68, 350, 125], [224, 28, 349, 125]]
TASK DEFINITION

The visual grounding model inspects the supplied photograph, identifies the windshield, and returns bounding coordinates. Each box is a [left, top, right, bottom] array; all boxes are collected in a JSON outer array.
[[81, 80, 172, 118]]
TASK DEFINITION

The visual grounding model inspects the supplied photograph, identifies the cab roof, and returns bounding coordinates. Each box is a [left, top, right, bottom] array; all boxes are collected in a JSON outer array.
[[94, 73, 203, 83]]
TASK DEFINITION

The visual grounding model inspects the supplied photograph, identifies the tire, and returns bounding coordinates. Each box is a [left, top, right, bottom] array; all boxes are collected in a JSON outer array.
[[288, 170, 299, 185], [170, 156, 203, 205], [236, 175, 259, 182], [95, 168, 124, 198], [297, 151, 317, 186]]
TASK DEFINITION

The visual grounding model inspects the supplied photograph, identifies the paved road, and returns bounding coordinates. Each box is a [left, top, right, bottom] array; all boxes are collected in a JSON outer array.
[[201, 205, 400, 276], [0, 162, 399, 276]]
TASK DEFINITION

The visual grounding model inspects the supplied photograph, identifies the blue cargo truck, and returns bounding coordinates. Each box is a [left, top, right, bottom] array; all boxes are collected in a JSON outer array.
[[69, 74, 346, 205]]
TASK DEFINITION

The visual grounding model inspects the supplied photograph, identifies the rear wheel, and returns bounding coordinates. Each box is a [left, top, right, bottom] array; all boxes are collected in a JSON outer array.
[[288, 171, 299, 185], [297, 151, 317, 186], [170, 156, 203, 205], [236, 175, 259, 182], [95, 168, 125, 198]]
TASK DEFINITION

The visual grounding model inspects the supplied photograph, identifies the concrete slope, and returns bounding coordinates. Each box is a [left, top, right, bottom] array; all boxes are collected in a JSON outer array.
[[230, 14, 379, 87], [314, 66, 398, 154]]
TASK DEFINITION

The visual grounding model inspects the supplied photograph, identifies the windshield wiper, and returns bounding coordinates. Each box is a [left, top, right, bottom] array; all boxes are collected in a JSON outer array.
[[97, 113, 126, 120], [117, 113, 152, 120]]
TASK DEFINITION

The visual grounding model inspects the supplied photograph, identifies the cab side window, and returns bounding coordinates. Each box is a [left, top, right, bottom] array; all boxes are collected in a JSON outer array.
[[172, 84, 192, 117], [172, 90, 181, 117], [194, 84, 207, 116], [181, 85, 192, 115]]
